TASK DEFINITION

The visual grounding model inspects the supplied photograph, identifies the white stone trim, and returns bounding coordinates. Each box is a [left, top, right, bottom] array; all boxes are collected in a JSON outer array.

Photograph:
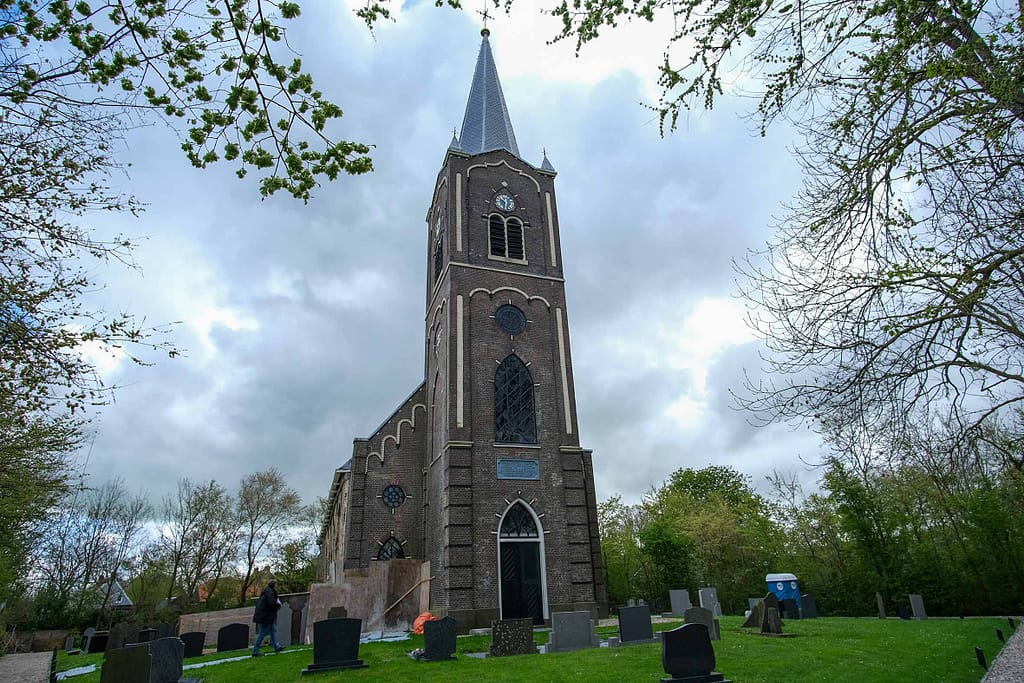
[[545, 191, 557, 268], [467, 159, 542, 192], [467, 286, 551, 309], [556, 308, 573, 435], [456, 172, 463, 253], [457, 295, 465, 428]]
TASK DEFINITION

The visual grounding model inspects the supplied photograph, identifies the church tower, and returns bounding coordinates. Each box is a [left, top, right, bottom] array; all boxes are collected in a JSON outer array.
[[421, 29, 607, 626], [316, 28, 606, 632]]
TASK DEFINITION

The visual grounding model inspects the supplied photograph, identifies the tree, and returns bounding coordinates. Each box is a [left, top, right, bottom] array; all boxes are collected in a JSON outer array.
[[159, 479, 237, 608], [236, 468, 302, 603]]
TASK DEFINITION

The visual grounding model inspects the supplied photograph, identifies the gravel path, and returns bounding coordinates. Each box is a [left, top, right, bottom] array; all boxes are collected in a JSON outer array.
[[0, 651, 52, 683], [982, 621, 1024, 683]]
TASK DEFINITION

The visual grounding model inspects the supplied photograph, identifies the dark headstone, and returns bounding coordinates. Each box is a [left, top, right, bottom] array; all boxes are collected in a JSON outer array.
[[684, 606, 720, 641], [100, 642, 151, 683], [876, 592, 886, 619], [800, 594, 818, 619], [88, 631, 109, 654], [216, 623, 249, 652], [423, 615, 457, 661], [148, 638, 184, 683], [997, 628, 1005, 642], [976, 647, 987, 670], [669, 590, 692, 617], [897, 605, 911, 620], [64, 635, 76, 652], [180, 632, 205, 658], [302, 618, 368, 674], [276, 602, 293, 648], [780, 598, 801, 620], [760, 607, 783, 635], [327, 606, 348, 619], [660, 623, 730, 683], [741, 600, 762, 629], [156, 623, 173, 639], [909, 594, 927, 620], [109, 623, 132, 650], [137, 628, 157, 643], [489, 618, 537, 657], [546, 611, 600, 653], [619, 605, 656, 644]]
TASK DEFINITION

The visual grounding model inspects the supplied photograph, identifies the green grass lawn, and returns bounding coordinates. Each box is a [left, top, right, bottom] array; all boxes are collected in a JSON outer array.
[[56, 616, 1009, 682]]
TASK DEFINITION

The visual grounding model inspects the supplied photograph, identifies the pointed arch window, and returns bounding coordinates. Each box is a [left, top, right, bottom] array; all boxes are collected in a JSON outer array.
[[495, 354, 537, 444], [500, 502, 539, 538], [488, 214, 525, 262], [377, 536, 405, 560], [433, 215, 444, 282]]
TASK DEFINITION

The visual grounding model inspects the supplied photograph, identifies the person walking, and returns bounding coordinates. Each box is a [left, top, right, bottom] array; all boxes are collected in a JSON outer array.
[[251, 580, 284, 656]]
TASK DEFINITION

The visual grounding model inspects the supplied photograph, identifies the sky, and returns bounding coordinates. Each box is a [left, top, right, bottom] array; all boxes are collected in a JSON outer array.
[[79, 0, 826, 510]]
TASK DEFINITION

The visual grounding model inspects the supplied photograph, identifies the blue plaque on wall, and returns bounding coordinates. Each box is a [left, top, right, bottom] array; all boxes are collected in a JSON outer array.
[[496, 459, 540, 480]]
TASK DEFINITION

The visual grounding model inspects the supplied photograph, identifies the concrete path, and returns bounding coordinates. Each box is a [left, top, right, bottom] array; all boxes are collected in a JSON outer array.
[[0, 651, 52, 683]]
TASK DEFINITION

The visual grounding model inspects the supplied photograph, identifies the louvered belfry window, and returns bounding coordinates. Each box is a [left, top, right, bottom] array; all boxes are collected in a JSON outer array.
[[488, 214, 525, 261], [495, 354, 537, 444], [500, 502, 539, 538]]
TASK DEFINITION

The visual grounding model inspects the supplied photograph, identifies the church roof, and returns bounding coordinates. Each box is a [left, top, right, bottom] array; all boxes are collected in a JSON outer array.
[[458, 29, 520, 158]]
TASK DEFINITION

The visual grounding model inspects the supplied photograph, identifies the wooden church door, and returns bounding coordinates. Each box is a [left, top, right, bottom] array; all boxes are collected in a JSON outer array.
[[499, 502, 545, 624]]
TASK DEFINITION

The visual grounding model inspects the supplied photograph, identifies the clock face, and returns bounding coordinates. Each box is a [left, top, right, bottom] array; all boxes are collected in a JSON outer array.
[[495, 193, 515, 212]]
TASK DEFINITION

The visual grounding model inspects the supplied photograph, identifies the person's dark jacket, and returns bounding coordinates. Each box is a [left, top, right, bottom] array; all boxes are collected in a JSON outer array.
[[253, 585, 280, 625]]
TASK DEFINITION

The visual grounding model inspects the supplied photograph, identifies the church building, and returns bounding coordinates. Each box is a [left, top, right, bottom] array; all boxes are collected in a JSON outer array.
[[317, 28, 608, 630]]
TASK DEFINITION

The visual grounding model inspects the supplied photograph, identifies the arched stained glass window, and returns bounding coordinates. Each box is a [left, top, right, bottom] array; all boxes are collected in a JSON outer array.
[[500, 502, 539, 538], [495, 354, 537, 444], [377, 536, 405, 560]]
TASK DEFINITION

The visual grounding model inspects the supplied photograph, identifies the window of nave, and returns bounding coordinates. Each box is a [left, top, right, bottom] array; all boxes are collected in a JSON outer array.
[[488, 214, 525, 263]]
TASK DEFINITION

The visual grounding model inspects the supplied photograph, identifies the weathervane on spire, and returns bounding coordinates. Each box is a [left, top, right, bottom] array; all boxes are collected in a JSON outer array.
[[478, 1, 492, 36]]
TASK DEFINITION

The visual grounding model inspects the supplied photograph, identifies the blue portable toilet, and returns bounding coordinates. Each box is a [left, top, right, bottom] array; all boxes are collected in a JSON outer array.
[[766, 573, 801, 607]]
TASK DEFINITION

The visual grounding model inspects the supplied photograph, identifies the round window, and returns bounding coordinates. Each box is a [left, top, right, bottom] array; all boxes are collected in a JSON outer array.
[[494, 304, 527, 336], [382, 484, 406, 509]]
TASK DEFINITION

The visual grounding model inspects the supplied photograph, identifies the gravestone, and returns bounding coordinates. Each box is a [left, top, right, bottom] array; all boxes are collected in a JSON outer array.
[[684, 606, 720, 641], [180, 632, 205, 658], [82, 627, 95, 654], [137, 627, 157, 643], [327, 605, 348, 619], [660, 623, 730, 683], [897, 605, 911, 620], [546, 611, 600, 653], [216, 623, 249, 652], [489, 618, 537, 656], [876, 592, 886, 619], [88, 631, 109, 654], [627, 598, 637, 607], [997, 628, 1005, 642], [148, 637, 184, 683], [277, 602, 293, 648], [109, 622, 132, 650], [698, 587, 722, 617], [100, 642, 150, 683], [156, 623, 173, 639], [742, 593, 778, 629], [760, 607, 783, 635], [669, 590, 692, 617], [909, 594, 927, 620], [976, 647, 987, 671], [64, 635, 76, 651], [302, 618, 368, 674], [800, 594, 818, 619], [780, 598, 801, 620], [422, 615, 457, 661], [618, 605, 656, 644], [748, 598, 760, 611], [1010, 617, 1017, 630]]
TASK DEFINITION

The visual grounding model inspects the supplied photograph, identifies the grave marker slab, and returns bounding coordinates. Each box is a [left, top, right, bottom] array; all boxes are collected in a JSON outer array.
[[800, 594, 818, 619], [100, 642, 151, 683], [216, 623, 249, 652], [109, 623, 132, 650], [684, 606, 720, 641], [82, 627, 95, 654], [156, 623, 173, 639], [180, 632, 205, 658], [897, 605, 911, 620], [780, 598, 801, 620], [669, 590, 692, 617], [660, 623, 730, 683], [546, 611, 600, 653], [277, 603, 293, 648], [137, 627, 157, 643], [88, 631, 109, 654], [748, 598, 760, 611], [327, 606, 348, 619], [148, 637, 184, 683], [301, 618, 368, 674], [876, 592, 887, 619], [423, 615, 457, 661], [909, 594, 927, 620], [489, 618, 537, 657], [619, 605, 656, 644], [698, 588, 721, 617], [760, 607, 783, 635]]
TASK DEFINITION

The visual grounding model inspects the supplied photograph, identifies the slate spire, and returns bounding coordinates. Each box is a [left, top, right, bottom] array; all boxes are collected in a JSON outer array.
[[458, 28, 520, 158]]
